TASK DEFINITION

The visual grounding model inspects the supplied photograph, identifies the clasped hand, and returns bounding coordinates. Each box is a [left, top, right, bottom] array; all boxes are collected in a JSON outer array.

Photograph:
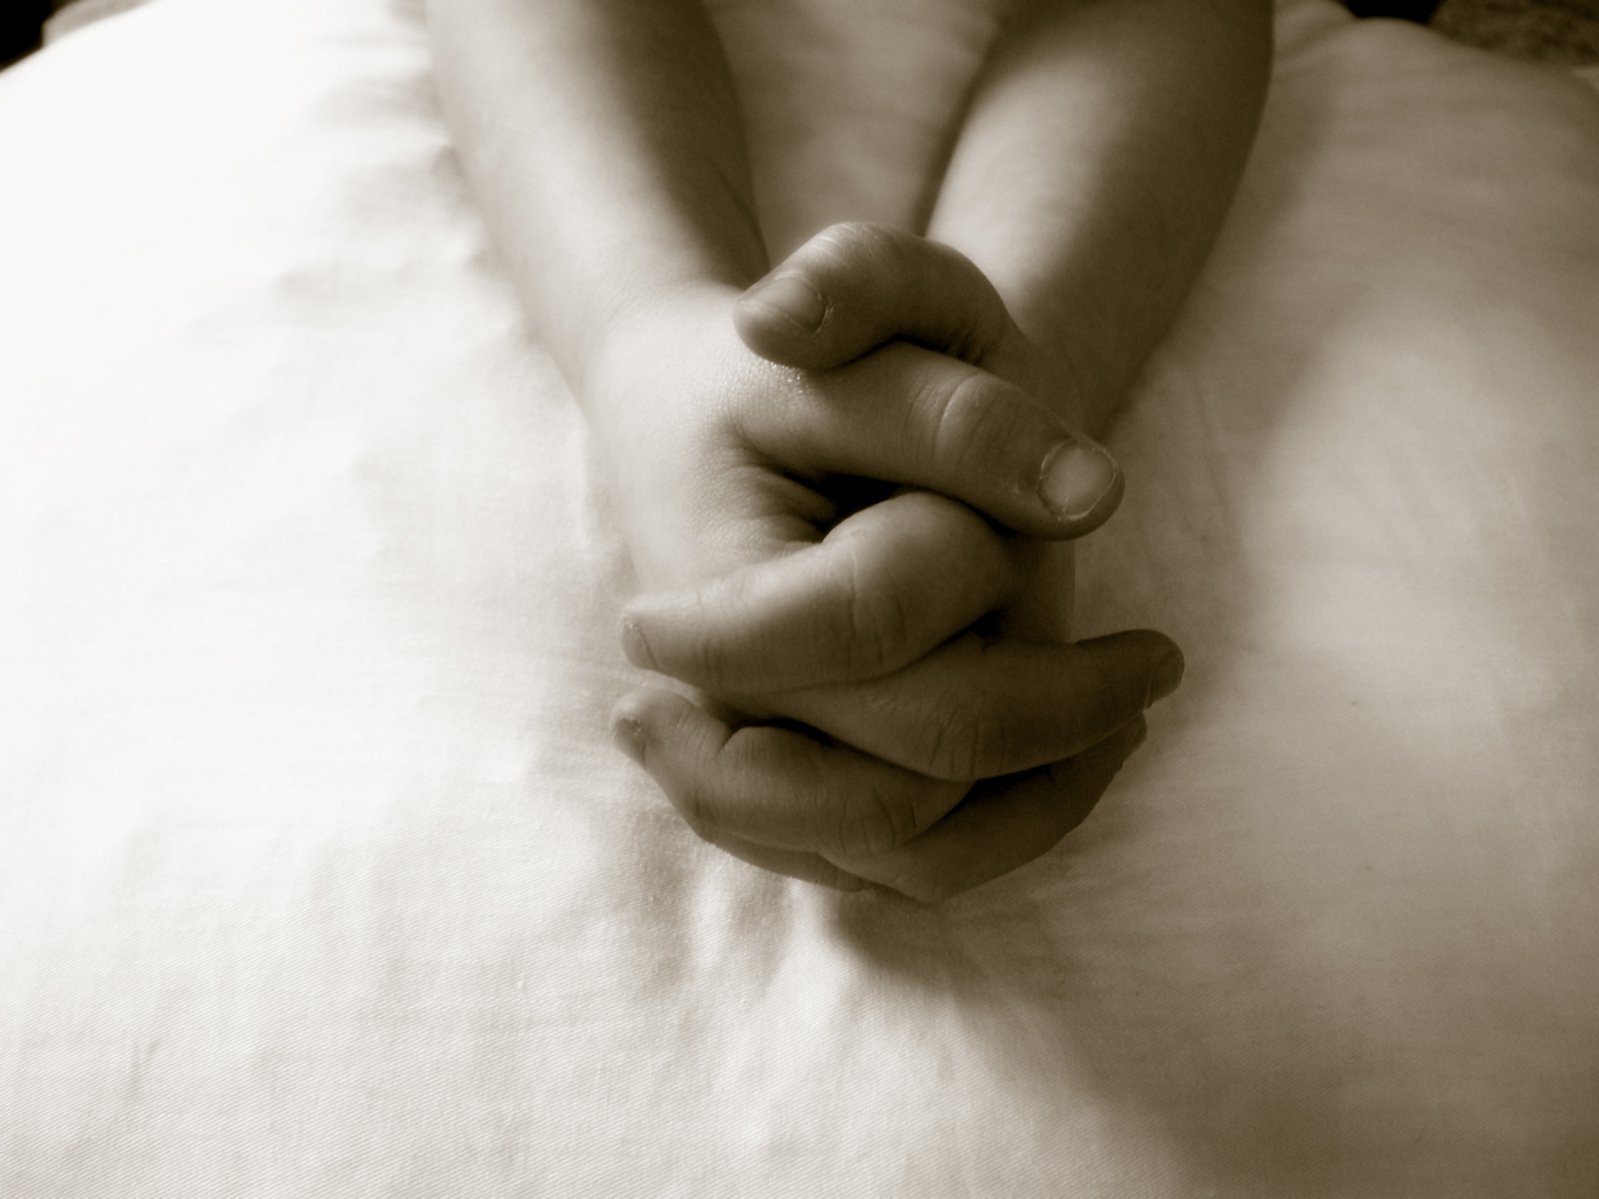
[[593, 224, 1182, 901]]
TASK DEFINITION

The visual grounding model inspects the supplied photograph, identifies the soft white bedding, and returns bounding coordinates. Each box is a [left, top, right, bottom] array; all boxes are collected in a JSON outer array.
[[2, 0, 1597, 1193]]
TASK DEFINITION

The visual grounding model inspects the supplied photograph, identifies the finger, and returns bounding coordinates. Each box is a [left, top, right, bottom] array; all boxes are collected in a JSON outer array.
[[705, 835, 869, 893], [826, 717, 1148, 903], [612, 688, 969, 861], [743, 340, 1122, 538], [773, 629, 1184, 781], [735, 221, 1019, 372], [622, 490, 1018, 693], [989, 538, 1075, 643]]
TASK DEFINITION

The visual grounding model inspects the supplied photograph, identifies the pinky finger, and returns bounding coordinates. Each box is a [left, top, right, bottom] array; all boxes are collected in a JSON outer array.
[[706, 836, 870, 892], [613, 700, 870, 890], [824, 717, 1148, 903]]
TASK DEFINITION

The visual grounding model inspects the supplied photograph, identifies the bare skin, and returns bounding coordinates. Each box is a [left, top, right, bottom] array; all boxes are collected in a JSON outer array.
[[425, 0, 1271, 898]]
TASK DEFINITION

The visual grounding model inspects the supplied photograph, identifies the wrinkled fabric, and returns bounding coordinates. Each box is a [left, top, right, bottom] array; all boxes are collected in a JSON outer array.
[[2, 0, 1597, 1193]]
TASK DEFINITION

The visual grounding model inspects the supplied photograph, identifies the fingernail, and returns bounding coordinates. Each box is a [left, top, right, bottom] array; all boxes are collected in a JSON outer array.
[[1148, 648, 1185, 704], [744, 273, 827, 333], [619, 615, 655, 670], [1039, 438, 1120, 523], [611, 717, 647, 766]]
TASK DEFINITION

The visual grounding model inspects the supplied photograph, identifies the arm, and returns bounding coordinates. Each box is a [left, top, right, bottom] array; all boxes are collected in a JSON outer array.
[[424, 0, 765, 397], [633, 0, 1269, 894], [426, 0, 1113, 583], [721, 0, 1268, 648], [929, 0, 1273, 434], [427, 0, 1181, 900]]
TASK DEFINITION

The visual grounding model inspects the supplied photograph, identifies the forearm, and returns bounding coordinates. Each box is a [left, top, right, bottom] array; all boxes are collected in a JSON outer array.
[[424, 0, 767, 397], [928, 0, 1272, 435]]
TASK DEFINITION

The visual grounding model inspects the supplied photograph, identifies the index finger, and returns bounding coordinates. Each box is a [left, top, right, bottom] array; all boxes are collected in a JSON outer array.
[[734, 222, 1019, 373], [772, 629, 1183, 781], [825, 718, 1149, 902], [612, 686, 1150, 902], [622, 489, 1019, 694], [612, 686, 968, 860], [741, 342, 1124, 539]]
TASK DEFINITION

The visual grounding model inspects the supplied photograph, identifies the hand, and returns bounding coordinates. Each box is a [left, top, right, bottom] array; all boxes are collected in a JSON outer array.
[[588, 277, 1118, 604], [628, 220, 1100, 683], [600, 227, 1181, 899]]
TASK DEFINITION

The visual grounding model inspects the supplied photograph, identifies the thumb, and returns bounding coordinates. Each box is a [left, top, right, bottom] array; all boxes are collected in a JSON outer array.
[[734, 221, 1022, 372]]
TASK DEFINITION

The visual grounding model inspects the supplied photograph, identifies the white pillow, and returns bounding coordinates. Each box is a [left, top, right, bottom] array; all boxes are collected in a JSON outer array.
[[2, 0, 1596, 1193]]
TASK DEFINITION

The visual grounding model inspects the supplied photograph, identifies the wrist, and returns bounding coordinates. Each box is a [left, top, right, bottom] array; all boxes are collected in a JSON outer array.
[[576, 278, 745, 416], [578, 279, 751, 475]]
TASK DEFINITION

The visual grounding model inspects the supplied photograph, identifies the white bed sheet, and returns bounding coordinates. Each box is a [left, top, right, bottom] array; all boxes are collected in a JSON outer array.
[[2, 0, 1597, 1193]]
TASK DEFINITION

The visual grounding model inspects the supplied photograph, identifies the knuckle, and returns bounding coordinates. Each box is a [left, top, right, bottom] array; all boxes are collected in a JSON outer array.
[[697, 640, 751, 695], [851, 588, 911, 678], [666, 577, 756, 690], [835, 545, 913, 679], [658, 705, 737, 839], [833, 781, 915, 860], [915, 687, 1023, 780], [918, 700, 988, 781], [921, 373, 1021, 483], [812, 220, 896, 268], [671, 783, 718, 843], [682, 630, 735, 691], [658, 694, 709, 751]]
